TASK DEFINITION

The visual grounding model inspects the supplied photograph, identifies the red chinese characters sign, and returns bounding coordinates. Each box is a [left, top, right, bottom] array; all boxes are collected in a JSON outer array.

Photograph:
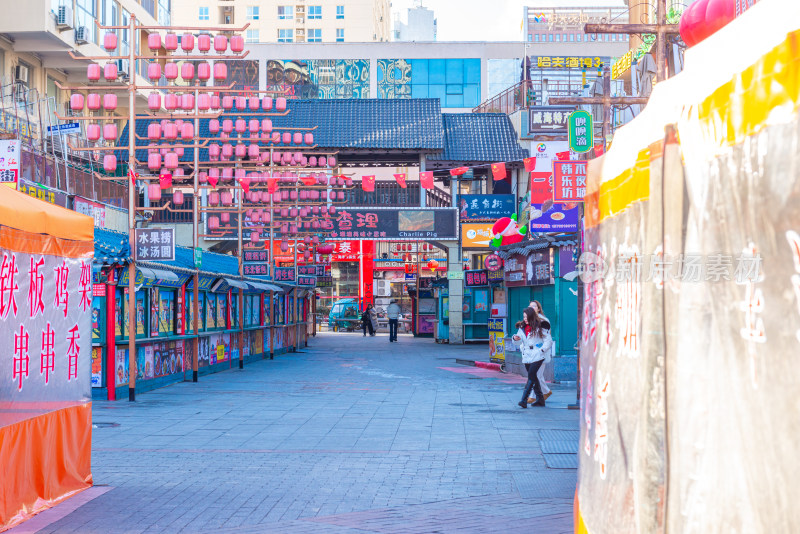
[[553, 160, 588, 203]]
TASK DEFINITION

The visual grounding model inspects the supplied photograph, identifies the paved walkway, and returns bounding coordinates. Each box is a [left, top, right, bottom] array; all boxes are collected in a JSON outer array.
[[14, 332, 579, 534]]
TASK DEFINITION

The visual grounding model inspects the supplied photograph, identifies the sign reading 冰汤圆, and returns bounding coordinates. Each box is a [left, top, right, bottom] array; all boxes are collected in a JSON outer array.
[[134, 228, 175, 261]]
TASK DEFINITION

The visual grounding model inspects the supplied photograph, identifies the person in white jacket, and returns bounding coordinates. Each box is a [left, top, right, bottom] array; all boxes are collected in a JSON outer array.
[[512, 307, 553, 408], [527, 300, 552, 404]]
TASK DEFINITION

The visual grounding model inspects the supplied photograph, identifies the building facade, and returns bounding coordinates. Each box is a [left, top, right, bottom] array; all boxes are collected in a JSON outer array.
[[393, 5, 437, 42], [524, 5, 629, 44], [171, 0, 391, 43]]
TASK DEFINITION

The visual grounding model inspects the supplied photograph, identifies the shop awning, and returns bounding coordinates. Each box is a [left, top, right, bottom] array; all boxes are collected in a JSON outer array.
[[139, 266, 179, 282], [246, 281, 283, 292], [224, 278, 248, 290]]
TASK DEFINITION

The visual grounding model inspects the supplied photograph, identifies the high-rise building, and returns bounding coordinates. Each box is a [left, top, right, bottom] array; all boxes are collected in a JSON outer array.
[[171, 0, 391, 43], [393, 5, 436, 42], [524, 5, 629, 45]]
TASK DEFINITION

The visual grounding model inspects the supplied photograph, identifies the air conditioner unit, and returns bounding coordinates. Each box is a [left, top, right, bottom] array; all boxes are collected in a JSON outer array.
[[296, 17, 305, 24], [75, 26, 89, 44], [56, 5, 73, 28], [14, 65, 29, 84], [374, 280, 391, 297]]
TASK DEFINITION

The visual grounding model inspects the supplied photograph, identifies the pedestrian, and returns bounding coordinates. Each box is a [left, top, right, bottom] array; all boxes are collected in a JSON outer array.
[[387, 299, 401, 342], [361, 304, 375, 337], [369, 304, 378, 336], [527, 300, 553, 404], [512, 307, 552, 408]]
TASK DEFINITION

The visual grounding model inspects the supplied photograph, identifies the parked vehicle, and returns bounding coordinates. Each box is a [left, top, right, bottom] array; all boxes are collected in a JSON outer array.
[[328, 298, 361, 331]]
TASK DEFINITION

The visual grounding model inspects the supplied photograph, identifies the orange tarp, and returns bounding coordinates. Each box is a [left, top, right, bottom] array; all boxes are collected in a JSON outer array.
[[0, 184, 93, 244]]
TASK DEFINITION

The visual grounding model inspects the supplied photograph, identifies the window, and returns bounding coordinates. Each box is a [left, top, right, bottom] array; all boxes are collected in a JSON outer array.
[[336, 28, 344, 42], [534, 34, 539, 42], [246, 29, 259, 42], [555, 34, 560, 42], [611, 34, 616, 41], [76, 0, 98, 44], [308, 28, 321, 42], [158, 0, 170, 25], [570, 33, 575, 42], [247, 6, 259, 20], [336, 5, 344, 19], [199, 6, 209, 20], [577, 34, 582, 42], [278, 29, 293, 42], [548, 34, 553, 42], [563, 33, 567, 41], [308, 5, 321, 19], [278, 5, 293, 19]]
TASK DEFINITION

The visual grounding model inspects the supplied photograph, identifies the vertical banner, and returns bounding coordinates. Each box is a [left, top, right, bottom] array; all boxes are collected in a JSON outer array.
[[488, 318, 506, 363], [361, 241, 374, 307]]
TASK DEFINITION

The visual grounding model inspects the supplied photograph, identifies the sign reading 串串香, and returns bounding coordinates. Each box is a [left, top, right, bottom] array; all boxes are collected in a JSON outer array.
[[488, 318, 506, 363], [458, 194, 515, 220], [274, 267, 295, 282], [134, 228, 175, 261], [553, 160, 587, 203], [568, 110, 593, 153]]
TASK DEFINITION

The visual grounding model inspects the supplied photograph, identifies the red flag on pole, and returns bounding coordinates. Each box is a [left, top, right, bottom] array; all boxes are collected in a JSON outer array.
[[556, 150, 571, 160], [420, 171, 434, 189], [523, 157, 536, 173], [450, 166, 469, 176], [362, 175, 375, 192], [393, 173, 407, 188], [159, 172, 173, 190], [267, 176, 277, 193], [300, 175, 316, 186], [490, 162, 507, 181], [128, 169, 139, 185]]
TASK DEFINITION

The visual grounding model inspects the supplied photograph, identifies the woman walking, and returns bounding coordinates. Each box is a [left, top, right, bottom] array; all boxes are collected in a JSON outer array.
[[369, 304, 378, 336], [527, 300, 553, 404], [361, 304, 375, 336], [512, 307, 553, 408]]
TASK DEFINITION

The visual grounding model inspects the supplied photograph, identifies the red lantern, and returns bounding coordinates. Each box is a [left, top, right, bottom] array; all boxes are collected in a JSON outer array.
[[427, 260, 439, 270], [87, 64, 101, 81]]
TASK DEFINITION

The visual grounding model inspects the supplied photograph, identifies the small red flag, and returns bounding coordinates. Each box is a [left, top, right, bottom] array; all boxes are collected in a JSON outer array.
[[523, 157, 536, 173], [362, 175, 375, 192], [300, 175, 316, 186], [556, 150, 570, 160], [594, 143, 605, 156], [393, 173, 407, 188], [159, 172, 173, 190], [450, 166, 469, 176], [420, 171, 434, 189], [128, 169, 139, 185], [490, 162, 507, 181], [208, 175, 218, 189], [267, 176, 278, 194], [238, 176, 251, 194]]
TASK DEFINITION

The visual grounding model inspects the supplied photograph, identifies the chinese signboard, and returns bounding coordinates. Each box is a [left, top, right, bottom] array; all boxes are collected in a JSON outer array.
[[553, 160, 588, 203], [73, 197, 107, 228], [447, 271, 464, 280], [296, 275, 316, 287], [17, 180, 68, 207], [243, 250, 269, 263], [458, 194, 515, 220], [568, 110, 594, 153], [488, 318, 506, 363], [274, 267, 295, 282], [298, 265, 324, 276], [243, 264, 269, 276], [530, 141, 569, 171], [488, 269, 504, 284], [526, 249, 554, 286], [504, 253, 528, 287], [531, 56, 606, 69], [243, 249, 269, 276], [329, 240, 361, 262], [134, 228, 175, 261], [326, 208, 458, 240], [465, 269, 489, 287], [0, 139, 21, 184], [529, 168, 580, 232], [485, 254, 503, 271], [461, 223, 495, 249], [529, 106, 574, 133]]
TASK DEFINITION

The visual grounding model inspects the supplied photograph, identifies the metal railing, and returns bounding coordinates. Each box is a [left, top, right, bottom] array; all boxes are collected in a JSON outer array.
[[343, 182, 451, 208], [473, 79, 586, 114]]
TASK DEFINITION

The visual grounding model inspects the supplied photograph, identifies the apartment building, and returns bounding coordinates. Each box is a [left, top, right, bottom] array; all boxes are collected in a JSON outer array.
[[171, 0, 391, 44]]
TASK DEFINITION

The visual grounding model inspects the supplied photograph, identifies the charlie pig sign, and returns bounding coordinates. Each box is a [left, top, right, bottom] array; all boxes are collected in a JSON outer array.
[[324, 208, 458, 240], [568, 110, 593, 153]]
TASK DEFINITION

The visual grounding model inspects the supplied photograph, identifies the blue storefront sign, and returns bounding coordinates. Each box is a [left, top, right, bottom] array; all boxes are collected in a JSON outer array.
[[458, 194, 515, 220], [528, 203, 580, 233]]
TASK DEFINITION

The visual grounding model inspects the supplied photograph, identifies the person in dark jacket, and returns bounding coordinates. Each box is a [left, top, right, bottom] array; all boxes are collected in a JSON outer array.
[[362, 304, 375, 336]]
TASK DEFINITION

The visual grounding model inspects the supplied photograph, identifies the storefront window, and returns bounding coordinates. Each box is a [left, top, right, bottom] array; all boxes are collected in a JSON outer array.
[[217, 293, 227, 329], [205, 293, 216, 330], [231, 293, 239, 329], [92, 296, 104, 342]]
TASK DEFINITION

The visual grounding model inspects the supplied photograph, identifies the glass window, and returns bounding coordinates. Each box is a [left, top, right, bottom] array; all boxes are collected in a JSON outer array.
[[577, 34, 582, 42], [445, 59, 464, 84], [410, 59, 429, 84], [465, 58, 480, 84], [570, 34, 575, 41], [463, 84, 480, 108], [158, 0, 169, 25], [336, 28, 344, 42], [309, 5, 321, 19], [563, 33, 567, 41], [205, 293, 215, 330], [246, 29, 259, 43], [308, 28, 321, 42], [247, 6, 259, 20], [428, 59, 446, 84], [548, 34, 553, 42], [278, 29, 293, 42], [76, 0, 97, 44], [336, 5, 344, 19], [555, 34, 560, 42], [278, 5, 293, 19], [534, 34, 539, 42], [198, 6, 209, 20], [217, 294, 226, 329]]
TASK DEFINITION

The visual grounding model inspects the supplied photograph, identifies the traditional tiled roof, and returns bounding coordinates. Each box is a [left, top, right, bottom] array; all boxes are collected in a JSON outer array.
[[93, 227, 131, 265], [429, 113, 529, 163]]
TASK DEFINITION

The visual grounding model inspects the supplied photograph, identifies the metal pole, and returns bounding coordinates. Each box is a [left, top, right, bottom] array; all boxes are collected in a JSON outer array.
[[656, 0, 668, 82], [192, 87, 200, 382], [127, 14, 137, 402], [269, 147, 274, 359], [238, 172, 244, 369], [293, 176, 298, 352]]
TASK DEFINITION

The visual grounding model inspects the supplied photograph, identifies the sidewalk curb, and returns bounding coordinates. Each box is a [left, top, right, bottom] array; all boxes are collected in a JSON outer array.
[[475, 361, 503, 372], [455, 359, 477, 367]]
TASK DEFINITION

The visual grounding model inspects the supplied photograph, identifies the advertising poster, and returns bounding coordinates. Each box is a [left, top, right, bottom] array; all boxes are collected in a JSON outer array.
[[528, 141, 580, 232], [419, 315, 435, 334], [488, 318, 506, 363], [0, 139, 21, 183], [461, 223, 495, 249], [183, 339, 193, 372], [115, 293, 122, 336], [150, 288, 160, 337], [144, 345, 154, 379], [136, 294, 145, 335], [115, 348, 129, 386], [198, 336, 210, 367], [91, 347, 103, 387], [92, 298, 102, 341]]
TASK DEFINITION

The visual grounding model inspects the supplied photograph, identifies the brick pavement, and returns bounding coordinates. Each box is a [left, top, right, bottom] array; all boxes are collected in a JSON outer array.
[[11, 332, 579, 534]]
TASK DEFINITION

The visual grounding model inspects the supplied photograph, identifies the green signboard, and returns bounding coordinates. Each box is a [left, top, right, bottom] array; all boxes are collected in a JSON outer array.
[[194, 247, 203, 269], [568, 110, 593, 153]]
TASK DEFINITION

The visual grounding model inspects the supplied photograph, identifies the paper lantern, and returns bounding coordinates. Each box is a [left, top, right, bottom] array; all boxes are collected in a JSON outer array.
[[235, 144, 247, 158], [257, 120, 272, 134], [147, 33, 161, 50], [148, 152, 161, 170], [250, 231, 260, 243], [103, 154, 116, 172], [102, 93, 117, 110], [220, 143, 232, 159], [280, 241, 288, 252], [164, 93, 178, 110], [280, 211, 289, 220], [173, 190, 184, 205], [164, 152, 179, 169], [208, 167, 220, 182], [304, 133, 313, 145], [245, 96, 259, 111], [230, 34, 245, 53], [209, 191, 220, 206], [103, 63, 117, 81], [148, 183, 162, 201], [290, 191, 298, 201], [221, 212, 230, 223], [214, 62, 227, 81], [103, 32, 117, 51], [272, 132, 280, 143], [181, 94, 195, 110], [198, 93, 211, 110], [293, 132, 302, 145], [211, 95, 220, 109], [235, 119, 246, 133], [222, 119, 233, 133], [221, 191, 233, 206], [248, 144, 259, 158], [198, 171, 208, 184], [196, 62, 211, 82], [87, 63, 101, 81], [86, 123, 101, 141], [181, 123, 194, 139], [262, 97, 273, 110], [208, 144, 220, 159], [181, 33, 195, 51], [181, 62, 195, 80], [222, 167, 233, 182], [427, 260, 439, 270], [163, 122, 178, 140], [145, 63, 160, 82], [214, 34, 228, 52], [86, 94, 100, 111], [336, 191, 345, 201], [319, 157, 327, 167], [329, 206, 337, 214], [163, 62, 177, 80], [208, 216, 220, 230], [147, 93, 161, 111], [282, 132, 291, 144], [70, 94, 84, 111], [309, 156, 317, 167], [235, 96, 246, 110], [164, 33, 178, 50], [198, 34, 211, 52], [209, 119, 220, 134], [174, 168, 185, 178], [103, 123, 117, 141], [276, 97, 287, 111], [328, 156, 337, 167]]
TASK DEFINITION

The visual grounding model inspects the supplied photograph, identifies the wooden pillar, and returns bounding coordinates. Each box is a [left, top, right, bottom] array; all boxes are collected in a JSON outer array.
[[105, 278, 116, 401]]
